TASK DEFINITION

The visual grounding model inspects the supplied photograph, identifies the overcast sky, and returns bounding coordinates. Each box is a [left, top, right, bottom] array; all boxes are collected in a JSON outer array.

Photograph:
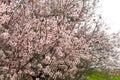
[[100, 0, 120, 65], [100, 0, 120, 33]]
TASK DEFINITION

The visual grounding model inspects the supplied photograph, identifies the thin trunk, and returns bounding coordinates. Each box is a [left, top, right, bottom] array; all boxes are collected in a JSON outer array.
[[32, 76, 36, 80]]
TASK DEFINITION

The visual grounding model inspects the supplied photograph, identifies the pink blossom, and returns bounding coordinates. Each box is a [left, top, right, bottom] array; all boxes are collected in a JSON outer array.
[[45, 56, 50, 61], [0, 14, 10, 23], [0, 32, 10, 39]]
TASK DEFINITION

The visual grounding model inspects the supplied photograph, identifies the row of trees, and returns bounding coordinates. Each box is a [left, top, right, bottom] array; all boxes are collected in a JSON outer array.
[[0, 0, 120, 80]]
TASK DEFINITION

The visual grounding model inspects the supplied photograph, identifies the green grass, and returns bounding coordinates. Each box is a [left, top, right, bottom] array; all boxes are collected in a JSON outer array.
[[88, 70, 120, 80]]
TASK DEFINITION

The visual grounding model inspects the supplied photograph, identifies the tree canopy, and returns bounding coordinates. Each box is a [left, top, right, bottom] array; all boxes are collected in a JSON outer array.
[[0, 0, 120, 80]]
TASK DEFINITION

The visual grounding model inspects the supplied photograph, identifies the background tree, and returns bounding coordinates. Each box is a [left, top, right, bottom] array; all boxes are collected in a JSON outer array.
[[0, 0, 120, 80]]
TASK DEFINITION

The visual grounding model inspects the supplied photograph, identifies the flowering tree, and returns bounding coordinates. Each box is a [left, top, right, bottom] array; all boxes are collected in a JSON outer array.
[[0, 0, 120, 80]]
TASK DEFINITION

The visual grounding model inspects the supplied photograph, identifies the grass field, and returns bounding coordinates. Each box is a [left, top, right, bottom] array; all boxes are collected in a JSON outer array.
[[88, 71, 120, 80]]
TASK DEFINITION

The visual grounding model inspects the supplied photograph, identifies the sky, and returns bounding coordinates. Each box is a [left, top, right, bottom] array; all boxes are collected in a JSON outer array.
[[100, 0, 120, 66], [100, 0, 120, 34]]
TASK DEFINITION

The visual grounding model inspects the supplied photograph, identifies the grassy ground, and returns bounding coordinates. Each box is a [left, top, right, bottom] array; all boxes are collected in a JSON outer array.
[[88, 70, 120, 80], [20, 70, 120, 80]]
